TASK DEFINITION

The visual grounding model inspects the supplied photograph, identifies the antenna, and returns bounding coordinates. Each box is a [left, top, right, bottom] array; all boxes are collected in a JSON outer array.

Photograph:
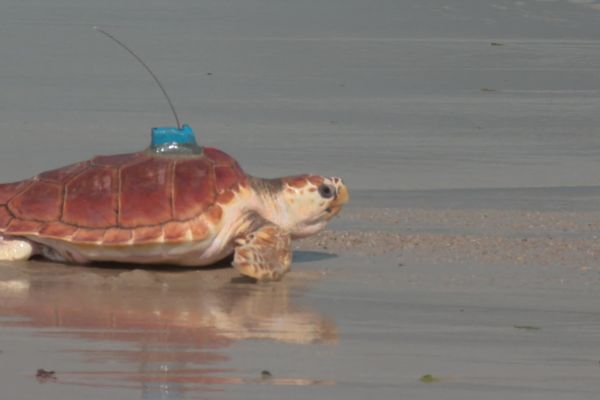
[[93, 26, 181, 129]]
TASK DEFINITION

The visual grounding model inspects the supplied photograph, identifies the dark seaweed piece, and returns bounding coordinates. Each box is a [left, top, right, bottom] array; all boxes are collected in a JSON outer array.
[[36, 369, 57, 383]]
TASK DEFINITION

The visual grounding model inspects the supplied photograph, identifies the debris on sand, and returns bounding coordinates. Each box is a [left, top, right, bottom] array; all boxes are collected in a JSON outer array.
[[419, 374, 441, 383], [514, 325, 541, 331], [261, 370, 273, 380], [36, 369, 57, 383]]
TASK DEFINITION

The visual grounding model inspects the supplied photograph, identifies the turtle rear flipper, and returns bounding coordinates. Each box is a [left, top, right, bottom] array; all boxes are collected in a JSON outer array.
[[233, 225, 291, 281], [0, 236, 35, 261]]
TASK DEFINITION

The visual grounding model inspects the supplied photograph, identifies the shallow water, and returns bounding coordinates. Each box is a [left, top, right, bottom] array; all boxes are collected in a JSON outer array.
[[0, 259, 337, 399], [2, 251, 600, 400]]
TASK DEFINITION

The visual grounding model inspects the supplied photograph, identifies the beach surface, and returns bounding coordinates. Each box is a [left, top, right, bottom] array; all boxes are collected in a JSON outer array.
[[1, 1, 600, 399]]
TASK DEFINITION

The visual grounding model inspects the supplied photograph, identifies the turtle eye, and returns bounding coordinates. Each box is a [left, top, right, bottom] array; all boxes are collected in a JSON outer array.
[[318, 184, 335, 199]]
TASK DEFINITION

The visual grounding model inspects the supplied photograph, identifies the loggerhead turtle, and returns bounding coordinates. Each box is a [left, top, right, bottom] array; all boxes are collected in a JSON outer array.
[[0, 125, 348, 281]]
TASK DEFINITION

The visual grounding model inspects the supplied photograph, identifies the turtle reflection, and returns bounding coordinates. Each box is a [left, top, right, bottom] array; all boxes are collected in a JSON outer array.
[[0, 262, 337, 397]]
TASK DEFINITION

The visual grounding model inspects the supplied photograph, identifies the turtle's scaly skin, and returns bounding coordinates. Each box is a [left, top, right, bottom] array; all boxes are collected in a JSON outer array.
[[0, 148, 245, 247]]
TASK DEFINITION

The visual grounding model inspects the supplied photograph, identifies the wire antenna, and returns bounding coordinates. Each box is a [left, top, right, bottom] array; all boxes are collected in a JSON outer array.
[[93, 26, 181, 129]]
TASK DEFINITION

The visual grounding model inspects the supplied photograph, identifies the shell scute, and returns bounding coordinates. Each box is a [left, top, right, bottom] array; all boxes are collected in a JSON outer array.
[[0, 206, 12, 227], [8, 181, 63, 222], [132, 226, 164, 243], [189, 218, 210, 241], [63, 166, 118, 228], [205, 205, 223, 226], [216, 190, 235, 205], [0, 181, 32, 205], [205, 147, 246, 191], [37, 161, 90, 183], [120, 157, 173, 228], [92, 152, 148, 167], [72, 229, 105, 244], [39, 222, 78, 239], [163, 221, 190, 242], [173, 158, 215, 221], [214, 166, 241, 193], [204, 147, 236, 166], [5, 219, 43, 235], [103, 228, 132, 245]]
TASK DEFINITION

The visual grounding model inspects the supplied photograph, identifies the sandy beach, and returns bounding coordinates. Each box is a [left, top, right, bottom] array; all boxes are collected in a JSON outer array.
[[2, 1, 600, 399]]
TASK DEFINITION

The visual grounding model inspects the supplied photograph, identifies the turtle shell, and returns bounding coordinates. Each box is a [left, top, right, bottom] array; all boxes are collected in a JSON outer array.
[[0, 148, 247, 245]]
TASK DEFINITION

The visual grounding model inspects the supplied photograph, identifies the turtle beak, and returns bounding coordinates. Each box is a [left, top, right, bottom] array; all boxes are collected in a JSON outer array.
[[327, 179, 349, 217]]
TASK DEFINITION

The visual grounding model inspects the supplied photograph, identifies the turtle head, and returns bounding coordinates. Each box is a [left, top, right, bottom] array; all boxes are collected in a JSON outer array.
[[252, 175, 349, 239]]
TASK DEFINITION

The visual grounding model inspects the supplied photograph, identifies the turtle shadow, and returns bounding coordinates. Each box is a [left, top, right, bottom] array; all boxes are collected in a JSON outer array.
[[82, 251, 335, 271], [229, 275, 258, 284], [29, 252, 335, 283], [87, 255, 235, 272]]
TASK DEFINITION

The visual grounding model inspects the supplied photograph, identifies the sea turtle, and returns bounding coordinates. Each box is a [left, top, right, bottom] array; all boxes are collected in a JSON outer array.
[[0, 125, 348, 281]]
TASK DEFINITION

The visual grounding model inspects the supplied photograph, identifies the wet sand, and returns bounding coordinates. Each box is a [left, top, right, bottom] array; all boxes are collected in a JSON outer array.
[[2, 196, 600, 399], [2, 0, 600, 399]]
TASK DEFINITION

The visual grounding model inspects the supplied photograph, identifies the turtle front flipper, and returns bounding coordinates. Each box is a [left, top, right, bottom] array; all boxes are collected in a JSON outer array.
[[233, 225, 292, 281]]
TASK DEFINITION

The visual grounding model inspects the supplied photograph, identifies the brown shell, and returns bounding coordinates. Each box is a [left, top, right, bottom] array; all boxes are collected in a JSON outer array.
[[0, 147, 247, 245]]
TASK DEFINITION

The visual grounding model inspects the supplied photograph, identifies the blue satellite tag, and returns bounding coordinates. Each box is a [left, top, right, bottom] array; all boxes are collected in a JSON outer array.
[[151, 124, 202, 154]]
